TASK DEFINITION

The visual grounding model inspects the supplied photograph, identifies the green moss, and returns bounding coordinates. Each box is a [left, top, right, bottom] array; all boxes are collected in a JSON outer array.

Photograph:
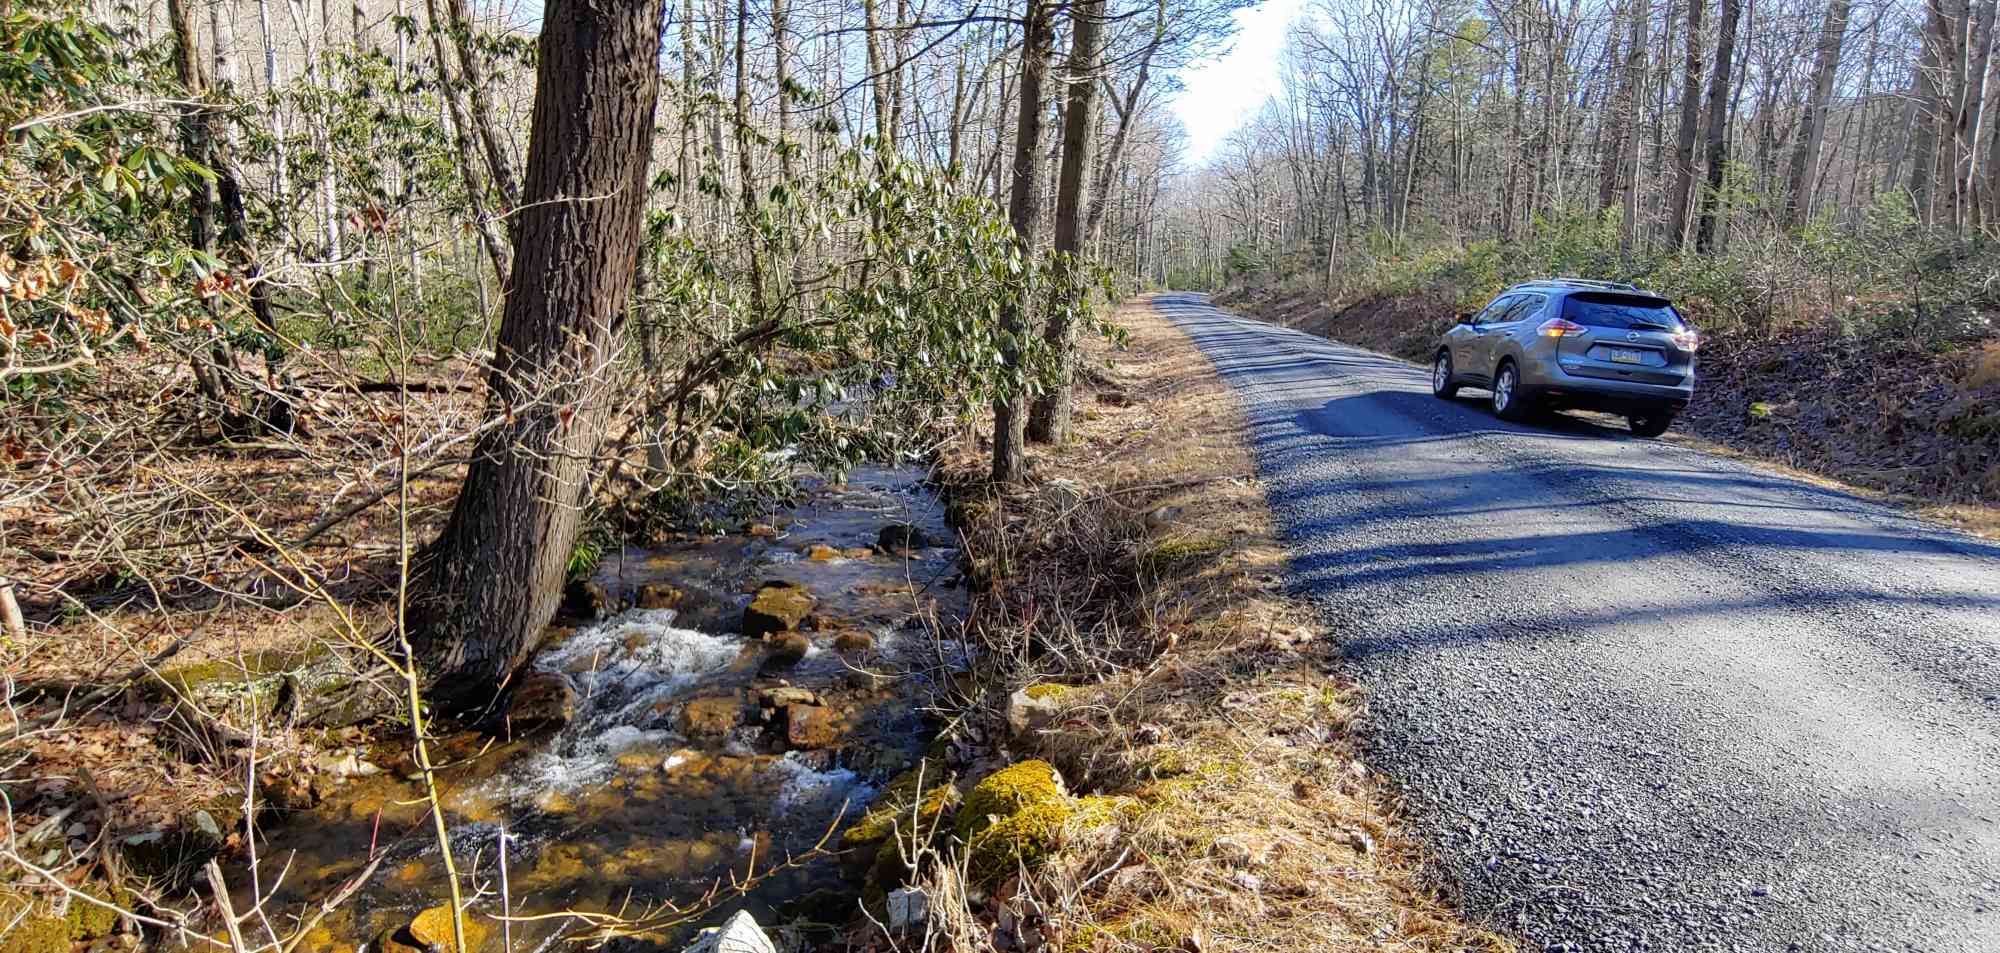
[[870, 784, 962, 879], [944, 498, 993, 531], [956, 760, 1067, 841], [842, 760, 952, 849], [148, 645, 326, 700], [1138, 535, 1227, 575], [0, 916, 68, 953], [965, 801, 1070, 885], [65, 885, 125, 939], [955, 760, 1076, 886], [1070, 795, 1140, 830], [1022, 683, 1070, 701]]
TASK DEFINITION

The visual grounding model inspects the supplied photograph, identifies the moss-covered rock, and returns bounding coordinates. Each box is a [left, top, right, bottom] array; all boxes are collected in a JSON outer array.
[[965, 801, 1069, 884], [147, 646, 326, 703], [1137, 535, 1228, 576], [869, 783, 962, 882], [0, 916, 68, 953], [742, 582, 816, 638], [955, 760, 1067, 841], [956, 760, 1076, 885], [65, 884, 125, 940], [842, 761, 954, 850]]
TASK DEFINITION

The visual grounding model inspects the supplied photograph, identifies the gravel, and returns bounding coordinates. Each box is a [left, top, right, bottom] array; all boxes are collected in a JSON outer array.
[[1161, 293, 2000, 953]]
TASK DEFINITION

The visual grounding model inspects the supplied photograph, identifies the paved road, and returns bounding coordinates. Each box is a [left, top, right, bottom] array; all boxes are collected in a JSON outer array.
[[1157, 293, 2000, 953]]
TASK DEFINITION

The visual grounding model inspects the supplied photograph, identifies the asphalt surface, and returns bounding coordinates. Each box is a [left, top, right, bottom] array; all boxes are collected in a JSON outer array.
[[1156, 293, 2000, 953]]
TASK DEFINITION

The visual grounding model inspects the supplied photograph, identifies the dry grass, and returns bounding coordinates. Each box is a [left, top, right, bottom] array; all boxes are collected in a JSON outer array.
[[928, 296, 1510, 952]]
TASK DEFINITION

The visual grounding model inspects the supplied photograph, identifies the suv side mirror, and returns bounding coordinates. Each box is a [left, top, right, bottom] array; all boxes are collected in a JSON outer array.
[[1454, 312, 1474, 325]]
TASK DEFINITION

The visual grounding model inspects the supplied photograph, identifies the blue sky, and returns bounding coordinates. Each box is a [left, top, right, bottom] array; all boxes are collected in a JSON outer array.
[[1170, 0, 1304, 165]]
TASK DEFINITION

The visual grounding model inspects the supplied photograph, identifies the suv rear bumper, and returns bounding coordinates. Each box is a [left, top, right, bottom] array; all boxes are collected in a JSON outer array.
[[1523, 356, 1693, 412]]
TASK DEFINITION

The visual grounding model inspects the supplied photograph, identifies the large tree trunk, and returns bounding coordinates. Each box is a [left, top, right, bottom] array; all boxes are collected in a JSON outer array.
[[991, 0, 1052, 483], [1028, 0, 1105, 444], [1782, 0, 1852, 227], [1694, 0, 1742, 252], [1664, 0, 1706, 247], [410, 0, 665, 716]]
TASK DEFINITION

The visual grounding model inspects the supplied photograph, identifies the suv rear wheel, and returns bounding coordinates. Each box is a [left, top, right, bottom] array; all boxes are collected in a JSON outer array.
[[1627, 410, 1674, 438], [1431, 351, 1459, 399], [1491, 360, 1533, 422]]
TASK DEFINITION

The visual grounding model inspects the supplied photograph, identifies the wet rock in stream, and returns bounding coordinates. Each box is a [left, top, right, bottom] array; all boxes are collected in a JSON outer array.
[[634, 583, 684, 609], [761, 632, 811, 669], [784, 704, 841, 750], [875, 523, 934, 554], [680, 692, 746, 737], [507, 671, 578, 731], [742, 581, 816, 638]]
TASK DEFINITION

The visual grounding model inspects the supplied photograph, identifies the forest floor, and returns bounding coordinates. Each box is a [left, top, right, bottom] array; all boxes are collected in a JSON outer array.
[[0, 295, 1517, 953], [925, 295, 1512, 952], [1215, 286, 2000, 537]]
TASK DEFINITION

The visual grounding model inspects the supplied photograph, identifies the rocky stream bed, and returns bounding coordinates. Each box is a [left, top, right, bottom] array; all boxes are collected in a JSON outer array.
[[239, 467, 966, 953]]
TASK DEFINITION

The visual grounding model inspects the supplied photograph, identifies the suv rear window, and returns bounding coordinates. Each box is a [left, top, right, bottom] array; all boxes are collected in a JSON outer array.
[[1561, 292, 1686, 331]]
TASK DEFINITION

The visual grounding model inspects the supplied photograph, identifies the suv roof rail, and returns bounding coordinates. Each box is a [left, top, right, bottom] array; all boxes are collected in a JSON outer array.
[[1519, 276, 1644, 292]]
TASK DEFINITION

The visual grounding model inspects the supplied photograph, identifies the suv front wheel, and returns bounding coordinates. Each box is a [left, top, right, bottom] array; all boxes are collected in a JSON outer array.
[[1432, 351, 1459, 399]]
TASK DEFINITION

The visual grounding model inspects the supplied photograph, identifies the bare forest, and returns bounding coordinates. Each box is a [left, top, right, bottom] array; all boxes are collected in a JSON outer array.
[[6, 0, 1997, 947], [1164, 0, 2000, 510]]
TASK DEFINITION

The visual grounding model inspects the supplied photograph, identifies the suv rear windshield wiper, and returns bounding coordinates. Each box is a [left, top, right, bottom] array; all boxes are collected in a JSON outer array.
[[1626, 320, 1674, 331]]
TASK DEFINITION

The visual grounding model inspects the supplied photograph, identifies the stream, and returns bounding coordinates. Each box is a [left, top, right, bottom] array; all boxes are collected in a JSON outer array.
[[246, 466, 965, 953]]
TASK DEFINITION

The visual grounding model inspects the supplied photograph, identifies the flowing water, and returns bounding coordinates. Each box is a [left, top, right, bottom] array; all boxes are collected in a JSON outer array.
[[247, 467, 965, 953]]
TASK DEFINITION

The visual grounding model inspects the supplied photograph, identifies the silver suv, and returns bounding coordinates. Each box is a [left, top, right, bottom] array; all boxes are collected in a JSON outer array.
[[1431, 278, 1697, 437]]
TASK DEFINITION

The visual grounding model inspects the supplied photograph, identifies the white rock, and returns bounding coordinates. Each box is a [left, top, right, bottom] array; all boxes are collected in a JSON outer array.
[[1005, 687, 1062, 738], [683, 911, 775, 953], [886, 886, 929, 932]]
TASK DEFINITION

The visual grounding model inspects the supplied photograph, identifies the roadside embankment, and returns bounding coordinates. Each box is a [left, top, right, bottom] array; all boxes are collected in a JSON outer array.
[[895, 295, 1511, 951]]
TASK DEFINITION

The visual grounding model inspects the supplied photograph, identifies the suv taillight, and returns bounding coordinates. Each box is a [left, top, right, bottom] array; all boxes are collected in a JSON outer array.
[[1537, 318, 1586, 337], [1672, 331, 1700, 351]]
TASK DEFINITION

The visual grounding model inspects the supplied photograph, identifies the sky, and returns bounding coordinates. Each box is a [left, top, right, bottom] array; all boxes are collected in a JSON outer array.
[[1170, 0, 1307, 166]]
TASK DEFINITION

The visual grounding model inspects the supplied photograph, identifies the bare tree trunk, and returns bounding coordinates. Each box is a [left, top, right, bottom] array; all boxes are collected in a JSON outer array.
[[1664, 0, 1706, 247], [1695, 0, 1742, 251], [1620, 0, 1651, 252], [411, 0, 665, 716], [442, 0, 522, 209], [1783, 0, 1853, 227], [1911, 0, 1954, 224], [992, 0, 1052, 483], [425, 0, 511, 288], [1955, 0, 1996, 228], [1028, 0, 1104, 444], [862, 0, 895, 155], [773, 0, 792, 176]]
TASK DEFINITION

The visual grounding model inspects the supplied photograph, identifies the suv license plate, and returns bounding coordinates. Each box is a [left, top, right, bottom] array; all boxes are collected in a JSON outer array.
[[1608, 347, 1644, 365]]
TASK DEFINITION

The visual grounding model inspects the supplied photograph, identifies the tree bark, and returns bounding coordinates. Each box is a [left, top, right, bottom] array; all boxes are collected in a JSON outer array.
[[992, 0, 1052, 483], [1028, 0, 1104, 444], [1694, 0, 1742, 252], [410, 0, 665, 716], [1782, 0, 1852, 227], [1664, 0, 1706, 247]]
